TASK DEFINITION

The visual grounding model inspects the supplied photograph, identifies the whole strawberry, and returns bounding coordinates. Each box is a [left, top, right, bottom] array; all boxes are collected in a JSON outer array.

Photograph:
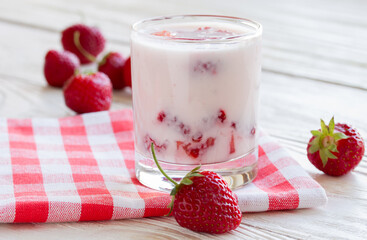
[[63, 72, 112, 113], [44, 50, 80, 87], [98, 52, 126, 90], [307, 117, 365, 176], [122, 56, 132, 88], [61, 24, 105, 64], [151, 144, 242, 234]]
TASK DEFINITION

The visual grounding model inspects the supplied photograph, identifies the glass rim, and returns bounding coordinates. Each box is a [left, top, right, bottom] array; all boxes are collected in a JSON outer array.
[[132, 14, 262, 43]]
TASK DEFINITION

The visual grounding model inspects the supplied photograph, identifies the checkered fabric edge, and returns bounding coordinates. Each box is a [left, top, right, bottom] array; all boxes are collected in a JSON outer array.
[[0, 109, 327, 223]]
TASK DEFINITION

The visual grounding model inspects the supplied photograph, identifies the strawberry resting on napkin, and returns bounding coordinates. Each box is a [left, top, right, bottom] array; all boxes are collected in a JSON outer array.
[[0, 109, 327, 223]]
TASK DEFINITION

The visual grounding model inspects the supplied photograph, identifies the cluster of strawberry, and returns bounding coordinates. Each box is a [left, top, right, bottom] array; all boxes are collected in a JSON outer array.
[[43, 24, 131, 113], [151, 109, 240, 159]]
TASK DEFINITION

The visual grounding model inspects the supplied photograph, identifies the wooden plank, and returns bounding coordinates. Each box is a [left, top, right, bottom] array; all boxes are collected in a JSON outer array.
[[0, 21, 130, 84], [0, 0, 367, 89], [260, 71, 367, 137], [0, 74, 132, 118]]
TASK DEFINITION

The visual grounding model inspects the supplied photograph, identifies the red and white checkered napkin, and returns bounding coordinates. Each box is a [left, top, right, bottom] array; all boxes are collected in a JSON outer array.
[[0, 109, 327, 223]]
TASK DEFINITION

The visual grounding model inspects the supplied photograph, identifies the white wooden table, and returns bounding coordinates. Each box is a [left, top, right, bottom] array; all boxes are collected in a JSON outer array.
[[0, 0, 366, 239]]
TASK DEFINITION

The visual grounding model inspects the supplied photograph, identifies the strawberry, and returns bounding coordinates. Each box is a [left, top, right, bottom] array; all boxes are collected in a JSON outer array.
[[63, 72, 112, 113], [43, 50, 80, 88], [194, 61, 217, 74], [153, 30, 172, 37], [150, 144, 242, 234], [98, 52, 126, 90], [229, 133, 235, 154], [144, 134, 167, 152], [177, 137, 216, 159], [217, 109, 226, 123], [157, 111, 167, 122], [61, 24, 105, 64], [307, 117, 365, 176], [191, 132, 203, 143], [122, 57, 132, 88]]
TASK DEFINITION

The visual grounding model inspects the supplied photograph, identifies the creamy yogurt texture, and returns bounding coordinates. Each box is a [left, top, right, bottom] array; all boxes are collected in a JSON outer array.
[[131, 21, 261, 165]]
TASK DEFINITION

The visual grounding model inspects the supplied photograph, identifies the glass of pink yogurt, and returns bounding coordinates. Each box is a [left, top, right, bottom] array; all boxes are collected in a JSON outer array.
[[131, 15, 262, 191]]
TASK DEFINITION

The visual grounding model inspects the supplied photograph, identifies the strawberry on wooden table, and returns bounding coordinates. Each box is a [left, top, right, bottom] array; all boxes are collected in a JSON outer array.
[[63, 72, 112, 114], [150, 144, 242, 234], [62, 24, 105, 64], [98, 52, 127, 90], [43, 50, 80, 87], [307, 117, 365, 176]]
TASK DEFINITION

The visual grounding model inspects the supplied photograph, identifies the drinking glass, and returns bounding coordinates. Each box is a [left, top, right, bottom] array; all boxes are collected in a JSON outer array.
[[131, 15, 262, 191]]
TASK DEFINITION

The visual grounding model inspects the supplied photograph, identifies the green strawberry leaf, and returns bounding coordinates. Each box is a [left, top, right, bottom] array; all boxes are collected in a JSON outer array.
[[334, 132, 348, 141], [166, 196, 175, 216], [308, 142, 320, 154], [319, 149, 329, 167], [328, 117, 335, 134], [181, 178, 193, 185], [310, 136, 320, 145], [190, 166, 201, 173], [328, 144, 337, 152], [170, 187, 178, 196], [311, 130, 321, 136], [320, 119, 328, 134], [325, 150, 337, 159], [168, 196, 175, 208], [189, 173, 204, 177]]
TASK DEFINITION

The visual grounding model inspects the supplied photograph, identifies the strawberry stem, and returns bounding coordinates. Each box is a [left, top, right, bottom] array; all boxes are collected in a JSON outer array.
[[73, 31, 96, 62], [98, 52, 111, 67], [151, 143, 178, 187], [150, 143, 203, 216]]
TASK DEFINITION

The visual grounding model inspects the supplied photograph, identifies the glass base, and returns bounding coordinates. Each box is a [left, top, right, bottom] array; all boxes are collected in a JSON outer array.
[[135, 148, 258, 192]]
